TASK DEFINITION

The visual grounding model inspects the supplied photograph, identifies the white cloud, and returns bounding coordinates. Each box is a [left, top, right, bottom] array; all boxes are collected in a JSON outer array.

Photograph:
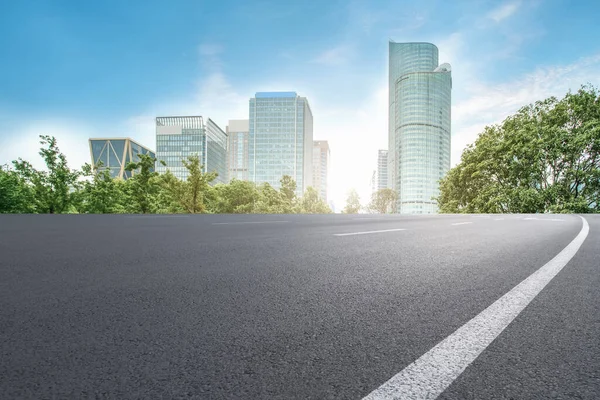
[[312, 45, 354, 66], [487, 1, 521, 23]]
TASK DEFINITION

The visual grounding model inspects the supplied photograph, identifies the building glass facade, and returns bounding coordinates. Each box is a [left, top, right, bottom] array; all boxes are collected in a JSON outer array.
[[155, 116, 228, 184], [249, 92, 313, 196], [89, 138, 155, 179], [389, 42, 452, 214], [377, 149, 388, 191], [312, 140, 330, 202], [227, 120, 250, 181]]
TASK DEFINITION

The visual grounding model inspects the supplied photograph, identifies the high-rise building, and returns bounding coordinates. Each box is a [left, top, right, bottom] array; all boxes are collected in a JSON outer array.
[[388, 41, 452, 214], [249, 92, 313, 196], [89, 138, 155, 179], [155, 116, 228, 184], [226, 119, 249, 182], [312, 140, 330, 202], [377, 149, 388, 191], [370, 170, 377, 196]]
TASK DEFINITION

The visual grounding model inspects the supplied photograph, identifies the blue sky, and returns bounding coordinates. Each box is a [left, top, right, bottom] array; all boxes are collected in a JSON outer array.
[[1, 0, 600, 208]]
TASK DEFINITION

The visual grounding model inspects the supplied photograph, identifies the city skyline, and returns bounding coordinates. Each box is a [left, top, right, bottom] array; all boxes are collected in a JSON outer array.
[[2, 1, 600, 209]]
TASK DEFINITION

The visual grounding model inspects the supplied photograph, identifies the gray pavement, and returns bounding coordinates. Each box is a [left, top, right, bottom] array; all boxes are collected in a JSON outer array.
[[0, 214, 598, 399]]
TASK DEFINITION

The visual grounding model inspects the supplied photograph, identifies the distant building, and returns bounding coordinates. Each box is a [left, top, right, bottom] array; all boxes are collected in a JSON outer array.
[[249, 92, 313, 196], [312, 140, 330, 202], [227, 119, 250, 182], [155, 116, 227, 184], [89, 138, 155, 179], [389, 41, 452, 214], [370, 170, 377, 195], [377, 149, 388, 191]]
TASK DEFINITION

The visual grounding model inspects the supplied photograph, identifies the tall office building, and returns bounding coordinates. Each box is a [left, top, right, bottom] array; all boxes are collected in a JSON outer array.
[[377, 149, 388, 191], [312, 140, 330, 202], [388, 41, 452, 214], [227, 119, 250, 182], [249, 92, 313, 196], [155, 116, 228, 184], [89, 138, 155, 179]]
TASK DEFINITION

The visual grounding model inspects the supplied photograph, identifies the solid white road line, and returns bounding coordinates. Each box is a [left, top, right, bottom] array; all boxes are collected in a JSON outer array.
[[451, 222, 473, 226], [363, 216, 589, 400], [494, 218, 505, 221], [211, 221, 288, 225], [334, 228, 406, 236]]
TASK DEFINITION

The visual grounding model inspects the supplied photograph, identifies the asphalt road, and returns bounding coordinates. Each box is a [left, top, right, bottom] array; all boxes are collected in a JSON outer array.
[[0, 213, 598, 399]]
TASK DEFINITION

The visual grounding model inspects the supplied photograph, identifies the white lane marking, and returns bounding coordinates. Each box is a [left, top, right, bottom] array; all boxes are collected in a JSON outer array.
[[334, 228, 406, 236], [494, 218, 505, 221], [212, 221, 288, 225], [363, 216, 589, 400], [451, 222, 473, 226], [471, 215, 491, 218], [524, 217, 566, 222], [353, 217, 385, 220]]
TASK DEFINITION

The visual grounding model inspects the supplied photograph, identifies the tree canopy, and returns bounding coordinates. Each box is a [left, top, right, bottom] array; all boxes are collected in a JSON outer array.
[[437, 85, 600, 213], [0, 136, 333, 215]]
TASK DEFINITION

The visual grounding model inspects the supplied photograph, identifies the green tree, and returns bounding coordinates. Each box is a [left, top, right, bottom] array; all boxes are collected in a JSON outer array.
[[437, 85, 600, 213], [299, 186, 332, 213], [368, 188, 397, 214], [279, 175, 297, 213], [254, 182, 285, 213], [0, 164, 35, 213], [177, 154, 218, 213], [342, 189, 361, 214], [77, 163, 127, 213], [155, 170, 186, 214], [208, 179, 259, 213], [124, 153, 161, 214], [12, 135, 80, 214]]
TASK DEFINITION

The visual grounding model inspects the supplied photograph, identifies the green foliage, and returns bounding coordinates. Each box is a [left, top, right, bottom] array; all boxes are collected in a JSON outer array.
[[12, 135, 80, 214], [77, 163, 127, 214], [368, 188, 397, 214], [4, 138, 340, 215], [0, 164, 35, 213], [437, 85, 600, 213], [343, 189, 361, 214], [178, 155, 218, 213], [124, 153, 160, 214], [299, 186, 332, 213]]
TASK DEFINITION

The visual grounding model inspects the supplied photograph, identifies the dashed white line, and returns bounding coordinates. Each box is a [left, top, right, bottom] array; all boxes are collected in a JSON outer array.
[[451, 222, 473, 226], [494, 218, 505, 221], [212, 221, 288, 225], [334, 228, 406, 236], [363, 216, 589, 400]]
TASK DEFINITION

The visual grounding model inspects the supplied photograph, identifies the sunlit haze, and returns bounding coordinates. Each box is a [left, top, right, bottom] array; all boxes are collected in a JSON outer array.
[[1, 0, 600, 210]]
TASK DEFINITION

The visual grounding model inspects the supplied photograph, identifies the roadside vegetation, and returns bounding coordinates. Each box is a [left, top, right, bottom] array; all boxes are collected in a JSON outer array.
[[437, 85, 600, 213], [0, 138, 331, 214]]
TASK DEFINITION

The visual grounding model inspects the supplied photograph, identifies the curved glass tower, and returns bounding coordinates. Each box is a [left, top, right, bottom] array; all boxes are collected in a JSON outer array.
[[388, 42, 452, 214]]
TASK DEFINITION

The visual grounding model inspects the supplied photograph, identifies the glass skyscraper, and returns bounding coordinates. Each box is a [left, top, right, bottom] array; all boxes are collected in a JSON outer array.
[[226, 119, 250, 182], [249, 92, 313, 196], [312, 140, 330, 202], [377, 149, 388, 191], [89, 138, 155, 179], [155, 116, 228, 184], [388, 41, 452, 214]]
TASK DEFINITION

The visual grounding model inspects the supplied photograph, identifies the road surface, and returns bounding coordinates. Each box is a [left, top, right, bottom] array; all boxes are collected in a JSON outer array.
[[1, 214, 598, 399]]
